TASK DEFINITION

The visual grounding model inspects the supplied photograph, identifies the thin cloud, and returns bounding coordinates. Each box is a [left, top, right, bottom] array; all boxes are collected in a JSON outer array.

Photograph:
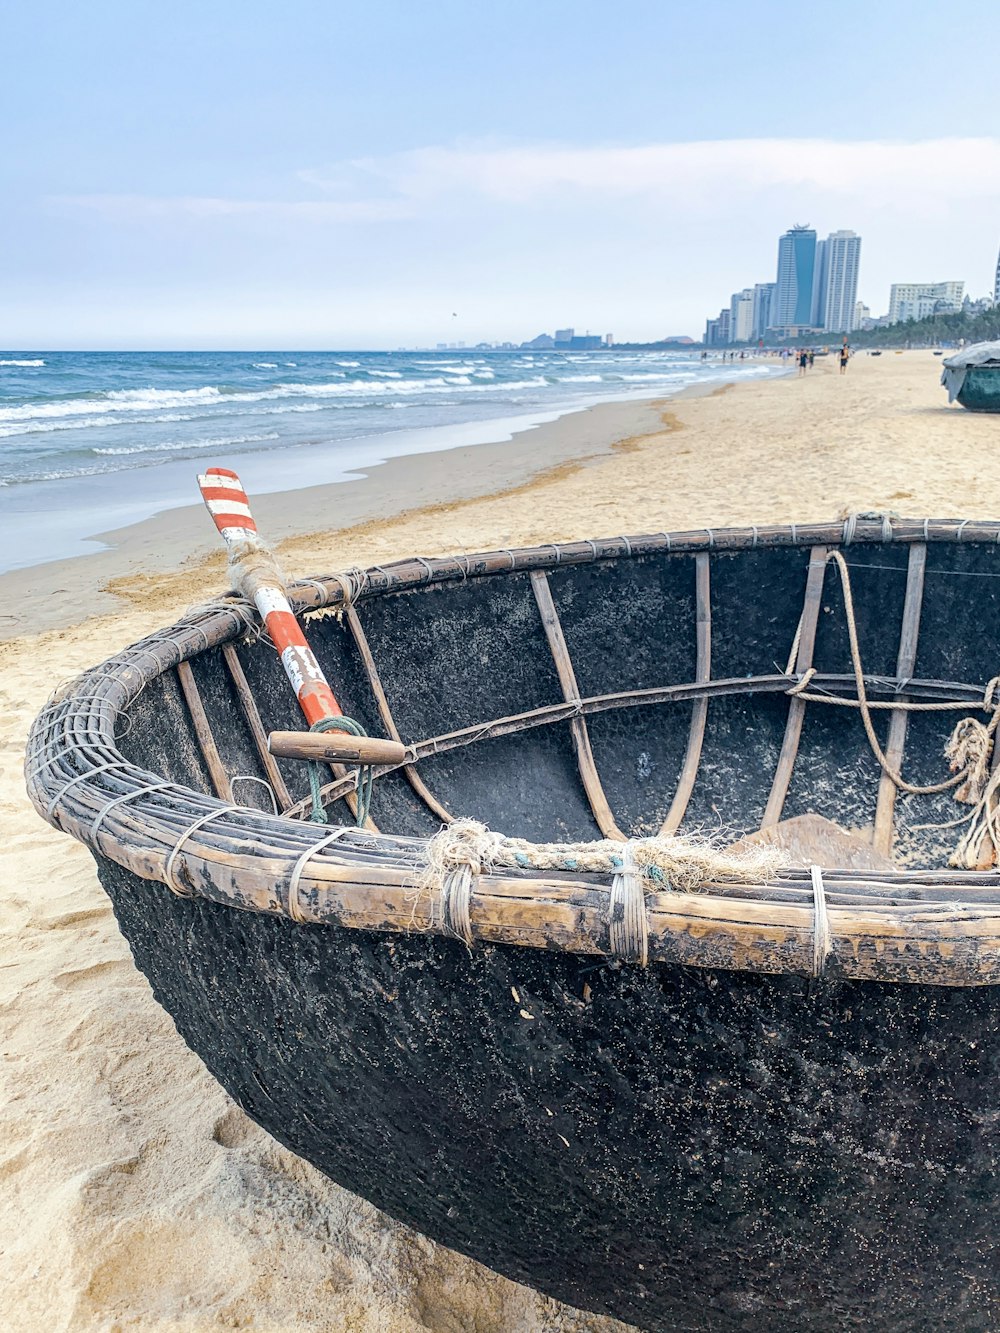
[[54, 193, 412, 223], [317, 136, 1000, 206], [56, 137, 1000, 225]]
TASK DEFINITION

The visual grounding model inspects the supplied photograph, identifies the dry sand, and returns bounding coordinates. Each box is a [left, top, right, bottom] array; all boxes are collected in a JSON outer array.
[[2, 350, 995, 1331]]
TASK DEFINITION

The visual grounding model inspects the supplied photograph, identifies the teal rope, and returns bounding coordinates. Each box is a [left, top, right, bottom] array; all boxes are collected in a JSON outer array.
[[308, 716, 374, 827]]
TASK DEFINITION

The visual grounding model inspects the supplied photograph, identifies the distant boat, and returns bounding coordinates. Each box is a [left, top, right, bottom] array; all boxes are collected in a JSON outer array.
[[933, 350, 944, 356], [941, 342, 1000, 412], [871, 350, 883, 356]]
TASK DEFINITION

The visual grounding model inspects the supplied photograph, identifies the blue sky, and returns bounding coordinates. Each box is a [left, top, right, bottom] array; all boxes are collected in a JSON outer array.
[[3, 1, 998, 348]]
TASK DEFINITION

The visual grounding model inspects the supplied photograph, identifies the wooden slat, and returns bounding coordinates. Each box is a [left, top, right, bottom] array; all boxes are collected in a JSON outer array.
[[176, 660, 233, 801], [343, 605, 453, 825], [530, 570, 626, 840], [221, 644, 293, 811], [761, 546, 829, 828], [295, 668, 987, 820], [661, 553, 711, 833], [872, 543, 928, 855]]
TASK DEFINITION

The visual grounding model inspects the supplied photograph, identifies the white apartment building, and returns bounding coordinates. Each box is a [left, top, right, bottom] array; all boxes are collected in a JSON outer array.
[[888, 281, 964, 324], [820, 231, 862, 332], [729, 288, 755, 342]]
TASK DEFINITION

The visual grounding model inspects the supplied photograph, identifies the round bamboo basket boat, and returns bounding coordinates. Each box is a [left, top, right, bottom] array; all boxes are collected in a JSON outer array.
[[25, 515, 1000, 1331]]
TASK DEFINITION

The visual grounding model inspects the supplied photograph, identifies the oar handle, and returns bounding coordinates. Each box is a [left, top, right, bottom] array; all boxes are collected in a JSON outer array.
[[197, 467, 342, 726], [268, 731, 407, 766]]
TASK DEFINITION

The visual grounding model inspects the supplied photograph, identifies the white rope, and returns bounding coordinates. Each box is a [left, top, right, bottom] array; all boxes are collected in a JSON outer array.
[[609, 841, 649, 967], [46, 761, 129, 820], [230, 774, 278, 815], [810, 864, 831, 978], [90, 781, 173, 839], [440, 862, 475, 947], [164, 805, 245, 898], [287, 826, 351, 923]]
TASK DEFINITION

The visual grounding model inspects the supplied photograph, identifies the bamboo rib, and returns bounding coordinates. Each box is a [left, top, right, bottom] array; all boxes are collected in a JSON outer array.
[[221, 645, 293, 811], [661, 553, 711, 834], [342, 605, 453, 824], [530, 571, 625, 839], [761, 547, 829, 828], [873, 544, 928, 855], [175, 661, 233, 801]]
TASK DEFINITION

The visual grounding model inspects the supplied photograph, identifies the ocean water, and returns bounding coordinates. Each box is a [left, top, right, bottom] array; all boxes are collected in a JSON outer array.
[[0, 349, 774, 572]]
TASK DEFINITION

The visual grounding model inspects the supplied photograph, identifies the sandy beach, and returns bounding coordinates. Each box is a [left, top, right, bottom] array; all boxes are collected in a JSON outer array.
[[3, 350, 997, 1331]]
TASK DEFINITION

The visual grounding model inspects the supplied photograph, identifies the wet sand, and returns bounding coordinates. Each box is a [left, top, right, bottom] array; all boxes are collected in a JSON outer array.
[[1, 350, 992, 1330]]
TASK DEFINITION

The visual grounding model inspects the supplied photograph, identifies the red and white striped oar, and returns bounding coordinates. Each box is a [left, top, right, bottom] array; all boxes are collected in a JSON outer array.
[[198, 466, 341, 727], [197, 467, 404, 814]]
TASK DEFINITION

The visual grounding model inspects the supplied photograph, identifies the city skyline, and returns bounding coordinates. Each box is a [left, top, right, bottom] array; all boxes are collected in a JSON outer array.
[[703, 224, 995, 345]]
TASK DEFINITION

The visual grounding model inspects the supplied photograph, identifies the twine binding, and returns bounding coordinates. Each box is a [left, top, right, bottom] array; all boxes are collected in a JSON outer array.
[[91, 781, 173, 839], [287, 827, 351, 923], [165, 805, 245, 898], [609, 841, 649, 966], [810, 864, 831, 977]]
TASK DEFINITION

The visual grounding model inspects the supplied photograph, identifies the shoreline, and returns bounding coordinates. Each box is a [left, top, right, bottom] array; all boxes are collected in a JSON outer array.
[[0, 385, 721, 642]]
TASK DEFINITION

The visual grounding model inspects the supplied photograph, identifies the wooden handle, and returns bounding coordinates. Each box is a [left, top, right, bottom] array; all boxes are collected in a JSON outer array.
[[268, 731, 407, 766]]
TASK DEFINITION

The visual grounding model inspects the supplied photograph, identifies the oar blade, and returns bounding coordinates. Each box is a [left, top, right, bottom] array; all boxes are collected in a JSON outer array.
[[197, 466, 258, 542]]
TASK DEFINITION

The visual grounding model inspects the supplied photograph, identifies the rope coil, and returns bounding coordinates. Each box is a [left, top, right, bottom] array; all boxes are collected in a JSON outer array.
[[786, 549, 1000, 800], [440, 863, 475, 947]]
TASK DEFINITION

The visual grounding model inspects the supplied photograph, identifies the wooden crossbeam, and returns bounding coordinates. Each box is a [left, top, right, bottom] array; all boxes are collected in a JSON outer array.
[[530, 571, 626, 840], [761, 547, 829, 828], [872, 543, 928, 856], [661, 553, 711, 834], [290, 669, 985, 820]]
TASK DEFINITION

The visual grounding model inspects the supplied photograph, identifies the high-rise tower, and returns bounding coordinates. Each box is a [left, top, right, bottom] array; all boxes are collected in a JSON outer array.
[[994, 244, 1000, 306], [772, 226, 818, 328], [820, 230, 862, 333]]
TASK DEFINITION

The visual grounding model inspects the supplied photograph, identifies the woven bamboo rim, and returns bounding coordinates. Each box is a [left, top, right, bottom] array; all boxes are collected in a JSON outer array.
[[24, 516, 1000, 987]]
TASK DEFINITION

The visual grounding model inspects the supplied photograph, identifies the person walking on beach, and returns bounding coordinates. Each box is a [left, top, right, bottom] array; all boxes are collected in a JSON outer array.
[[798, 349, 808, 376], [840, 344, 850, 374]]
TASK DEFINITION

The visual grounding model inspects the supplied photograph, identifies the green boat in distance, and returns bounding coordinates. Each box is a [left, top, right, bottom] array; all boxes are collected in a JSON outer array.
[[941, 341, 1000, 411]]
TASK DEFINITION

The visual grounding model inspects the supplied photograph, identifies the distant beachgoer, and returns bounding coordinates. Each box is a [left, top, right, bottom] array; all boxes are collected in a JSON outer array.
[[840, 346, 850, 374], [808, 351, 814, 368], [798, 350, 808, 375]]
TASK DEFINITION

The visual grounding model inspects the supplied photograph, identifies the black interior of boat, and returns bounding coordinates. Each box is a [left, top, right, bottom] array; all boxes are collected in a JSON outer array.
[[117, 540, 1000, 868]]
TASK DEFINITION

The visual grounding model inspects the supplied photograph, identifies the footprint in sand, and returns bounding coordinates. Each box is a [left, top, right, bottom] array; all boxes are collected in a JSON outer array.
[[212, 1106, 258, 1150], [52, 958, 128, 990]]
